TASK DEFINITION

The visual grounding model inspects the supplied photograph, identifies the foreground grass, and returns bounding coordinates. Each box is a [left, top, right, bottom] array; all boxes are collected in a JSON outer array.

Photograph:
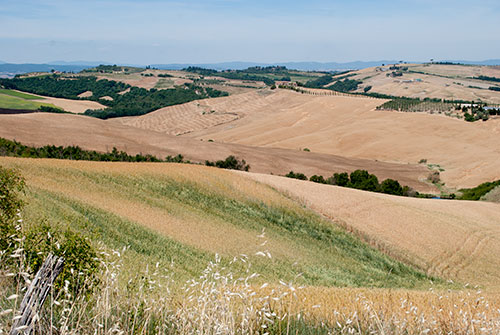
[[2, 157, 499, 334], [1, 156, 442, 289]]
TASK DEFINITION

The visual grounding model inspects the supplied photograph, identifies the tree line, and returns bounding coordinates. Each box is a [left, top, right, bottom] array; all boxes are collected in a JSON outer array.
[[0, 75, 228, 119], [286, 169, 417, 197], [0, 137, 250, 172]]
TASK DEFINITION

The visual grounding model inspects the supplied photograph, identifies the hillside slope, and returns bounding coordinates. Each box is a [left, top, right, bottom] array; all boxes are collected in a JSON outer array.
[[245, 172, 500, 289], [0, 112, 432, 191], [0, 156, 437, 289], [175, 89, 500, 189]]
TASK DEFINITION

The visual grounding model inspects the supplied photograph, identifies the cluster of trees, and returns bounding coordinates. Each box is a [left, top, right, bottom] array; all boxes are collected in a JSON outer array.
[[0, 75, 130, 100], [86, 84, 228, 119], [378, 98, 456, 113], [304, 75, 334, 88], [0, 137, 163, 162], [0, 75, 229, 119], [488, 86, 500, 92], [183, 66, 276, 86], [158, 73, 173, 78], [285, 169, 416, 196], [458, 180, 500, 200], [81, 64, 127, 73], [474, 75, 500, 83], [328, 79, 361, 93], [205, 155, 250, 171], [463, 105, 490, 122], [0, 137, 250, 173]]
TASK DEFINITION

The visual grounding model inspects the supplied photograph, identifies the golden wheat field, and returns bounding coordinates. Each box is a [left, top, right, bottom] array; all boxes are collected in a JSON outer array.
[[0, 112, 433, 191], [244, 172, 500, 290], [335, 63, 500, 104], [1, 156, 500, 334]]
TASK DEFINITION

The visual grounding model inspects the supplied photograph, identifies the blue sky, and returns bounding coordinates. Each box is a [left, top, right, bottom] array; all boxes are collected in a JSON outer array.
[[1, 0, 499, 64]]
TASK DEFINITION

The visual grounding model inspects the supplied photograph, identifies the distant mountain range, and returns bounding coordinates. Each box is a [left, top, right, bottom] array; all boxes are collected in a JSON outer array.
[[1, 59, 499, 78]]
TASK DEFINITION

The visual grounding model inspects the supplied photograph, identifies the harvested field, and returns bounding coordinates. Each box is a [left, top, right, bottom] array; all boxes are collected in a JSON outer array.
[[162, 89, 500, 189], [244, 172, 500, 289], [31, 96, 106, 113], [343, 63, 500, 104], [0, 112, 433, 191]]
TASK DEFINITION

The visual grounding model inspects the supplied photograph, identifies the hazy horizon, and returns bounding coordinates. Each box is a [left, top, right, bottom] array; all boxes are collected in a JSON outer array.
[[1, 0, 499, 64]]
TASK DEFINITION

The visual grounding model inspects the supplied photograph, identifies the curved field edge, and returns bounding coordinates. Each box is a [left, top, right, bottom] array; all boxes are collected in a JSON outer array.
[[1, 156, 444, 289], [243, 172, 500, 290]]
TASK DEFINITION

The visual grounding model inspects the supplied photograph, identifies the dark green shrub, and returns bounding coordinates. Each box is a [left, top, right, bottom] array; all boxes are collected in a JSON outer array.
[[206, 155, 250, 171], [24, 223, 99, 294], [0, 166, 25, 253], [309, 175, 327, 184], [349, 170, 380, 192], [329, 172, 349, 187], [165, 154, 184, 163], [285, 171, 307, 180], [458, 180, 500, 200], [38, 105, 69, 114], [380, 179, 403, 196]]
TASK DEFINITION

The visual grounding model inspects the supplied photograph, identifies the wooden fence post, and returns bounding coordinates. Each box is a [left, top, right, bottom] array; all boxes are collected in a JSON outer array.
[[10, 254, 65, 335]]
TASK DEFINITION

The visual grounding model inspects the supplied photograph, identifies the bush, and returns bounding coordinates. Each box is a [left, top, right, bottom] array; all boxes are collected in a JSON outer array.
[[205, 155, 250, 171], [0, 166, 25, 253], [24, 223, 99, 294], [349, 170, 380, 192], [38, 105, 69, 114], [380, 179, 403, 196], [458, 180, 500, 200], [309, 175, 327, 184], [285, 171, 307, 180], [428, 171, 440, 184], [328, 172, 349, 186]]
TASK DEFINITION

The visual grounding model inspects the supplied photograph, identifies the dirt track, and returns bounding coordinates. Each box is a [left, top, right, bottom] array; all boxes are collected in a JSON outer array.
[[244, 172, 500, 289], [0, 112, 433, 191]]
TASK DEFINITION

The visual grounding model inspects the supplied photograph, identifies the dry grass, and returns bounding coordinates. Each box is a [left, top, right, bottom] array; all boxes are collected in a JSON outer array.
[[173, 89, 500, 190], [244, 172, 500, 290], [346, 63, 500, 104], [0, 112, 432, 191], [2, 237, 499, 335]]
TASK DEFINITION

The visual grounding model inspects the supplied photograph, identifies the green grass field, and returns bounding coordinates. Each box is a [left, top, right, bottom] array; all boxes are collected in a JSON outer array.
[[0, 89, 58, 110], [0, 88, 41, 100]]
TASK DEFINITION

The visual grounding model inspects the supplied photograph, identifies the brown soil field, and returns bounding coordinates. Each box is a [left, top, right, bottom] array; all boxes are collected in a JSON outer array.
[[77, 90, 93, 98], [244, 172, 500, 290], [0, 112, 433, 191], [148, 89, 500, 189], [32, 96, 105, 113], [338, 63, 500, 104]]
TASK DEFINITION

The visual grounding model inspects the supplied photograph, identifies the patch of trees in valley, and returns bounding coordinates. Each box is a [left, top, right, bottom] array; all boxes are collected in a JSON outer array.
[[0, 75, 228, 119]]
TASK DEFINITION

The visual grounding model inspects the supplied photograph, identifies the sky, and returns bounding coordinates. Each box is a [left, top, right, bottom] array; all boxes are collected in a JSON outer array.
[[1, 0, 499, 64]]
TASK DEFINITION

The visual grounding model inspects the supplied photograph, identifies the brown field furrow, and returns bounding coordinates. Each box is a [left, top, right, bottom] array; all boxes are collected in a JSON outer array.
[[166, 89, 500, 189], [243, 172, 500, 289], [0, 112, 433, 191]]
